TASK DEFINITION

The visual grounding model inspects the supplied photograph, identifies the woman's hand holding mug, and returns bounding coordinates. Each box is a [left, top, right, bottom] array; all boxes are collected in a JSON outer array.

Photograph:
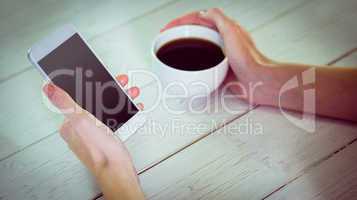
[[162, 8, 272, 105]]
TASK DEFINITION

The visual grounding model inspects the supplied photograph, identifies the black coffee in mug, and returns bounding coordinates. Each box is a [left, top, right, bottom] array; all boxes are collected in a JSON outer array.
[[156, 38, 225, 71]]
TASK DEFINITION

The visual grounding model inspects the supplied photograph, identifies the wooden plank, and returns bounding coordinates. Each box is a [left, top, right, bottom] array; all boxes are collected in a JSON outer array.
[[266, 140, 357, 200], [0, 0, 307, 163], [2, 0, 357, 199], [137, 11, 357, 199], [0, 0, 240, 160], [96, 130, 357, 200], [102, 6, 357, 200], [0, 84, 248, 199], [253, 0, 357, 65], [0, 70, 63, 160], [0, 135, 100, 200], [264, 50, 357, 200], [0, 0, 320, 199], [138, 52, 357, 200], [0, 0, 174, 82], [139, 109, 357, 199]]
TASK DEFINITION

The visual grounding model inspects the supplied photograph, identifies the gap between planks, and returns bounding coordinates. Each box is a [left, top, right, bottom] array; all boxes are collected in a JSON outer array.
[[0, 0, 244, 173], [93, 47, 357, 200], [0, 0, 179, 84], [0, 0, 321, 161], [0, 0, 312, 85], [94, 46, 357, 200], [1, 0, 354, 198], [93, 105, 257, 200], [261, 47, 357, 199], [262, 136, 357, 200], [249, 0, 311, 33], [0, 130, 58, 163], [0, 78, 155, 164], [327, 47, 357, 66], [0, 0, 297, 162]]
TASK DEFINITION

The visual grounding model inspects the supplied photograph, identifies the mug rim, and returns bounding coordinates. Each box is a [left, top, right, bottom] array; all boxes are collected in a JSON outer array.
[[151, 25, 228, 73]]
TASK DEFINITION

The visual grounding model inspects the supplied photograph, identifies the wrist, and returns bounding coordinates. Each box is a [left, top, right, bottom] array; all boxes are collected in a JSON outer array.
[[96, 160, 144, 200], [93, 150, 137, 179], [250, 59, 281, 106]]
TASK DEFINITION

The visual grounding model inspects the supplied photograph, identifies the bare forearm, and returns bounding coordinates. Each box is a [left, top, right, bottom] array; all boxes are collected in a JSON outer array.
[[254, 61, 357, 121]]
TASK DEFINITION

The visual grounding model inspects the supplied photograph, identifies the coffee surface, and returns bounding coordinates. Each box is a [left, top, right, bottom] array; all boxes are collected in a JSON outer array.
[[156, 38, 225, 71]]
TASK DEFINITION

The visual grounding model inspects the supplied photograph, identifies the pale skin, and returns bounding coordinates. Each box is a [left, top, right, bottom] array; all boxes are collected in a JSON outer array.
[[43, 8, 357, 200], [43, 75, 145, 200], [161, 8, 357, 121]]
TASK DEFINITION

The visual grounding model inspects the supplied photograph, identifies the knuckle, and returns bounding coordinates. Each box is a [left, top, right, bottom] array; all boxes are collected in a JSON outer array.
[[227, 21, 238, 31], [90, 150, 110, 174], [59, 123, 68, 135], [59, 122, 68, 133], [92, 152, 109, 170], [59, 121, 72, 140], [210, 7, 224, 14], [70, 113, 90, 129]]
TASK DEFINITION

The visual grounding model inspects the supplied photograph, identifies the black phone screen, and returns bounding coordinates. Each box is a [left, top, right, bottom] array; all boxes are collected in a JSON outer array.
[[38, 33, 138, 132]]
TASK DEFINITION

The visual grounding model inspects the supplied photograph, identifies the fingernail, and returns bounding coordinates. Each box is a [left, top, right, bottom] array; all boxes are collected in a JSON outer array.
[[137, 103, 144, 110], [129, 87, 139, 96], [117, 75, 128, 86], [119, 79, 125, 86], [43, 83, 55, 98], [199, 10, 208, 17]]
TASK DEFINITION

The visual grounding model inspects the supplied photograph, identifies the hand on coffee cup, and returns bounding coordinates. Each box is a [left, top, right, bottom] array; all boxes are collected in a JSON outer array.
[[162, 8, 272, 104], [153, 23, 228, 98]]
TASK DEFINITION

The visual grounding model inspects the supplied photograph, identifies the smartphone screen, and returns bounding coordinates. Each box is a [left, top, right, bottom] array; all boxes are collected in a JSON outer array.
[[38, 33, 138, 132]]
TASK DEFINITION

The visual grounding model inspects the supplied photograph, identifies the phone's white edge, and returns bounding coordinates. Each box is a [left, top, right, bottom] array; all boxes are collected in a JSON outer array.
[[28, 24, 77, 62], [27, 24, 145, 141], [27, 52, 51, 82], [115, 112, 146, 141], [28, 24, 77, 82]]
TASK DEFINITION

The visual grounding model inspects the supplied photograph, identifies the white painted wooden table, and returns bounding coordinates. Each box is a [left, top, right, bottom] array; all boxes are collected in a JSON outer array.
[[0, 0, 356, 199]]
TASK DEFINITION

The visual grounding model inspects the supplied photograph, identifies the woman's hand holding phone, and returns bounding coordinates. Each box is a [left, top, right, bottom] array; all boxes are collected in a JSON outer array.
[[43, 74, 145, 200]]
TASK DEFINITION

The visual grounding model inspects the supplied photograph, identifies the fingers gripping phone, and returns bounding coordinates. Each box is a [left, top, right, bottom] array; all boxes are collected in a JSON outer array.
[[28, 24, 146, 141]]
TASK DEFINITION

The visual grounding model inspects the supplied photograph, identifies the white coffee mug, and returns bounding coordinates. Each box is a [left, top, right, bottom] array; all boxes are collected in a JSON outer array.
[[152, 25, 228, 97]]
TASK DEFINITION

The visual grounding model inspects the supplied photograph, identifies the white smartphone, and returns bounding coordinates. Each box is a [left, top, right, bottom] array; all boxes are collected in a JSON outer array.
[[28, 24, 146, 141]]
